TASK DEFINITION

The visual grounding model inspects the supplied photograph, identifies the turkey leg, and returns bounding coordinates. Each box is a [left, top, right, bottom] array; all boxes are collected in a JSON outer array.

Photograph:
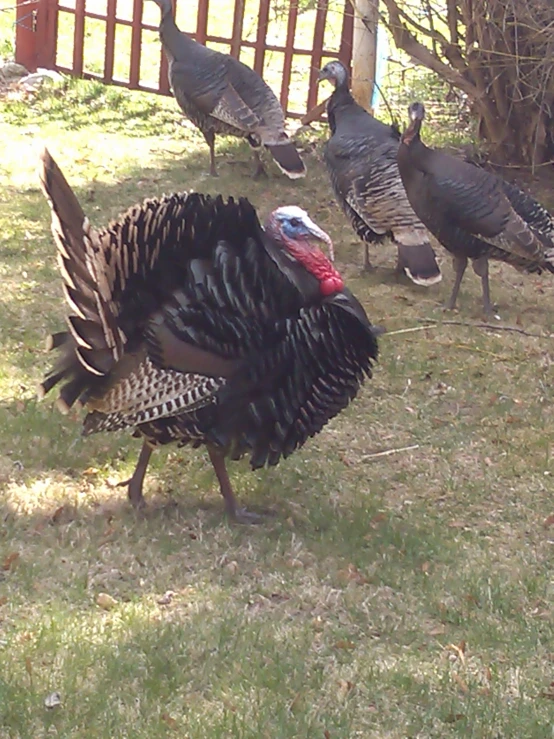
[[204, 130, 218, 177], [117, 440, 153, 509], [363, 244, 374, 271], [445, 255, 468, 310], [472, 256, 494, 315], [207, 446, 262, 524], [252, 149, 268, 179]]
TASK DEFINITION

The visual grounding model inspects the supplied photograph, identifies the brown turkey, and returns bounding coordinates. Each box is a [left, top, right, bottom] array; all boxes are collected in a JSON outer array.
[[38, 149, 379, 522], [317, 61, 441, 286], [397, 102, 554, 313], [151, 0, 305, 179]]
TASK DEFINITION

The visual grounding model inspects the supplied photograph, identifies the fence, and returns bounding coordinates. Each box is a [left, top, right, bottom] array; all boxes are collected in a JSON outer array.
[[15, 0, 355, 119]]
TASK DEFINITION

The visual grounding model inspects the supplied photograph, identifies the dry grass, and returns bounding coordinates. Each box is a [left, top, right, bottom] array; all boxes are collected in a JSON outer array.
[[1, 77, 554, 738]]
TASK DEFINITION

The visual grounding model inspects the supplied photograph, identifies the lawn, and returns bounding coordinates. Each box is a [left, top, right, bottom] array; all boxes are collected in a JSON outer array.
[[1, 12, 554, 738]]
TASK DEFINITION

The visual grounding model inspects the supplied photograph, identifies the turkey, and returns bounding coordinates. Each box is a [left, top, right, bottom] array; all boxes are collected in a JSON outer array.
[[151, 0, 306, 179], [317, 60, 441, 286], [38, 149, 379, 522], [397, 102, 554, 313]]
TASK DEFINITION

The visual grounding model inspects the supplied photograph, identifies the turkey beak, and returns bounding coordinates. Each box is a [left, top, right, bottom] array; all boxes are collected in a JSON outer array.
[[307, 221, 335, 262], [316, 69, 330, 85]]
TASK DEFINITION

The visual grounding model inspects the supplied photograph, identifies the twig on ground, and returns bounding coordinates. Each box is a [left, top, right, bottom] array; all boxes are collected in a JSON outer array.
[[417, 318, 550, 339], [361, 444, 420, 461], [385, 325, 438, 336], [431, 341, 509, 359]]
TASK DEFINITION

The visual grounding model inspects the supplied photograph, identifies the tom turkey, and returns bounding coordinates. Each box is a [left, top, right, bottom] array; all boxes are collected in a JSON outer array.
[[38, 149, 379, 522], [317, 60, 441, 286], [397, 102, 554, 313], [151, 0, 305, 179]]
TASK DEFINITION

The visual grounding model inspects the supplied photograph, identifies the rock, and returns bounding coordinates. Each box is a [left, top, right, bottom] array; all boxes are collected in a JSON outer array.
[[19, 68, 64, 90], [0, 61, 29, 81]]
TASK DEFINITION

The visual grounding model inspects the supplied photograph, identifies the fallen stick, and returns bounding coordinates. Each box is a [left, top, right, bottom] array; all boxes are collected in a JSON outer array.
[[417, 318, 551, 339], [361, 444, 420, 461], [385, 325, 437, 336]]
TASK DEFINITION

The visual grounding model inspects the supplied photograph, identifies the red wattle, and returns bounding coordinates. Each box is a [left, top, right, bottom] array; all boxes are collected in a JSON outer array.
[[320, 274, 344, 296], [287, 242, 344, 296]]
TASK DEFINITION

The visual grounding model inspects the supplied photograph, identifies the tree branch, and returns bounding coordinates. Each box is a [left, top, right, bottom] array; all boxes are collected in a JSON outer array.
[[380, 0, 479, 98]]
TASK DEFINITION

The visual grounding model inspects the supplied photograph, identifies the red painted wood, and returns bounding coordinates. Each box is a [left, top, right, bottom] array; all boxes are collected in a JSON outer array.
[[15, 0, 39, 71], [34, 0, 355, 119], [280, 0, 298, 110], [253, 0, 270, 75], [39, 0, 58, 69], [103, 0, 117, 82], [196, 0, 208, 44], [129, 0, 143, 85], [306, 0, 328, 111], [229, 0, 244, 58], [72, 0, 85, 75]]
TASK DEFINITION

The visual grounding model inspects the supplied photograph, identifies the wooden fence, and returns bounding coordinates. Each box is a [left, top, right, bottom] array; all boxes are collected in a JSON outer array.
[[15, 0, 355, 119]]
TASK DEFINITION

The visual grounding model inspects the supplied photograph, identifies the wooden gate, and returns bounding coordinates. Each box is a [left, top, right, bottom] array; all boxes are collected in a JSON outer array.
[[15, 0, 354, 119]]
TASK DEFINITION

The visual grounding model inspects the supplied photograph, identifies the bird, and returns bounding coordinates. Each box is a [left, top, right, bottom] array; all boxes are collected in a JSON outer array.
[[37, 149, 379, 522], [397, 102, 554, 314], [150, 0, 306, 179], [317, 60, 441, 287]]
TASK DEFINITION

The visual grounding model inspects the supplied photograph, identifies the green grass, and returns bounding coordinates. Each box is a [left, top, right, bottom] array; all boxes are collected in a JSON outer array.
[[2, 56, 554, 739]]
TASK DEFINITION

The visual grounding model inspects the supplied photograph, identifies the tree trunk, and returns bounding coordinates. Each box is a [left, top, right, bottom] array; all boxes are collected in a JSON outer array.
[[380, 0, 554, 167]]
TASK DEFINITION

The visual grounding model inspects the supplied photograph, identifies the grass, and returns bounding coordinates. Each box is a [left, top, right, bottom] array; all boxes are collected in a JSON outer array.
[[2, 44, 554, 739]]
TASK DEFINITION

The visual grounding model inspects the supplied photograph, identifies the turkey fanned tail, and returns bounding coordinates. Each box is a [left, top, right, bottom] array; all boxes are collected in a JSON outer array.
[[38, 148, 224, 424]]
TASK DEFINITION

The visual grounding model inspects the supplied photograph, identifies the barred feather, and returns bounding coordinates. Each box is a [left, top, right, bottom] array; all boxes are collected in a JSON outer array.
[[320, 61, 441, 286]]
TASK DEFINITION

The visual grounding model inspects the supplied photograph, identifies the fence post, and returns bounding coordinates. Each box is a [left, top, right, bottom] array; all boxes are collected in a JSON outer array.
[[15, 0, 39, 70], [350, 0, 378, 111], [15, 0, 57, 72]]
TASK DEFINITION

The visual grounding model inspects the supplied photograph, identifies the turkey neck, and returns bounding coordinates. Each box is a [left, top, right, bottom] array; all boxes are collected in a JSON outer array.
[[397, 120, 429, 188], [157, 1, 195, 62], [327, 81, 356, 120]]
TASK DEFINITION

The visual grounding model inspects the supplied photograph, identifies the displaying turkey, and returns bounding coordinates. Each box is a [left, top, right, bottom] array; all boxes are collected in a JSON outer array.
[[317, 61, 441, 286], [151, 0, 305, 179], [38, 149, 378, 522], [397, 102, 554, 313]]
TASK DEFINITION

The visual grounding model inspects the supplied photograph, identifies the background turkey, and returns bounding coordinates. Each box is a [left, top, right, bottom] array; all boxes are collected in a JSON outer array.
[[151, 0, 305, 179], [397, 102, 554, 314], [38, 149, 378, 523], [317, 61, 441, 287]]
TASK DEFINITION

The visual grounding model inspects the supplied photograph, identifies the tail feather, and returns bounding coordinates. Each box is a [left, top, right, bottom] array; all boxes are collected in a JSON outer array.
[[395, 242, 442, 286], [45, 331, 68, 351], [39, 148, 125, 370], [265, 142, 306, 179], [38, 149, 125, 410]]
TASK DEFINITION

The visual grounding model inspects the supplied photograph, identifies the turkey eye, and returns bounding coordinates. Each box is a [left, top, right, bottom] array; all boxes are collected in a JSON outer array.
[[289, 218, 301, 228]]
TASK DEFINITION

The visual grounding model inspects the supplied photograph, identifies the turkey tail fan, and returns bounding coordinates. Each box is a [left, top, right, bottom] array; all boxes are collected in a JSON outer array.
[[39, 148, 87, 261], [38, 148, 125, 411], [265, 142, 306, 179]]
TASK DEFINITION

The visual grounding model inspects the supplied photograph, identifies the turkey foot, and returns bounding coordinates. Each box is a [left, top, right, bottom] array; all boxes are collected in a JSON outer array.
[[232, 507, 264, 525], [208, 446, 263, 524], [116, 441, 153, 510]]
